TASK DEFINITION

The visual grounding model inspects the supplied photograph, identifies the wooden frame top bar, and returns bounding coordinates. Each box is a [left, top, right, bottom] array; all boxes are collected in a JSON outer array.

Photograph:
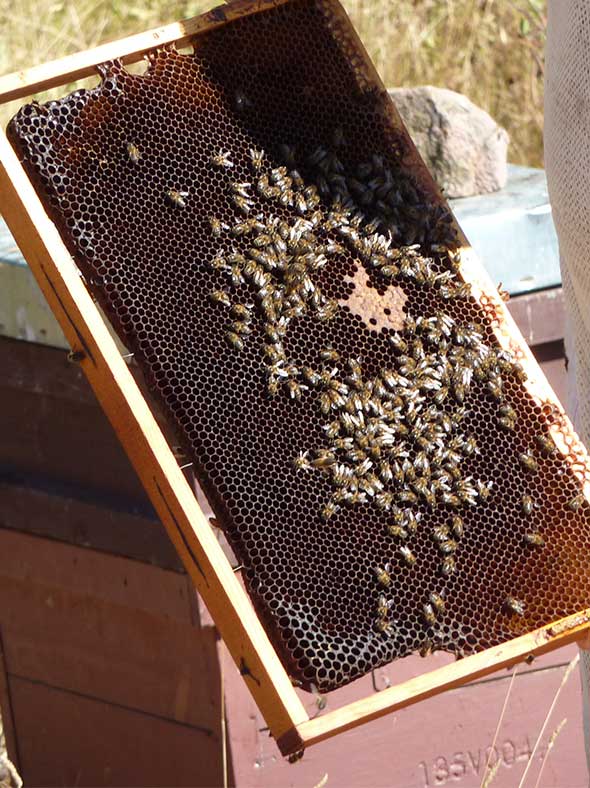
[[1, 0, 589, 759], [0, 0, 290, 103]]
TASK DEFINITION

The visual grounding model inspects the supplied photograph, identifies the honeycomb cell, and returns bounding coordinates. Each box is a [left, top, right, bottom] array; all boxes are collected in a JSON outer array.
[[8, 0, 590, 693]]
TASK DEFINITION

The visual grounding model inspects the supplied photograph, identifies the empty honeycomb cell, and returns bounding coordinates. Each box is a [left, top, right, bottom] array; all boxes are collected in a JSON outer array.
[[8, 0, 590, 693]]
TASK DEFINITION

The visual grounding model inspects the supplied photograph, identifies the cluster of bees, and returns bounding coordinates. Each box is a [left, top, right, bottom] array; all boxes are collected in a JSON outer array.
[[296, 130, 455, 250], [198, 131, 567, 644]]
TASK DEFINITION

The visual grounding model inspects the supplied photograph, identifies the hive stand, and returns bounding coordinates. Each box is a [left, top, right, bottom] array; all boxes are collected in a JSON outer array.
[[0, 0, 589, 757]]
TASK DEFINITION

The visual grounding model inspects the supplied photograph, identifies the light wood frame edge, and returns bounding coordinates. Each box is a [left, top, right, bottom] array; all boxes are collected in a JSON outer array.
[[0, 127, 309, 739], [0, 0, 292, 103], [2, 0, 590, 759], [283, 608, 590, 753]]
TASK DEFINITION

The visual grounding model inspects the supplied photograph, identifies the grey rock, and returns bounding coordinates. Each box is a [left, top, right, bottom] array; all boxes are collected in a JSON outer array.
[[388, 86, 509, 198]]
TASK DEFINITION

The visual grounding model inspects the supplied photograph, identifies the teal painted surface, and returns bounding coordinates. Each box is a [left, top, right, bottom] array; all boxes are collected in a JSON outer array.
[[0, 164, 560, 349], [450, 165, 560, 296]]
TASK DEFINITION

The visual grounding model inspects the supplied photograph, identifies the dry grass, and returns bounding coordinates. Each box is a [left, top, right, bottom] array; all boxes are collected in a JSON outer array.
[[0, 0, 546, 163]]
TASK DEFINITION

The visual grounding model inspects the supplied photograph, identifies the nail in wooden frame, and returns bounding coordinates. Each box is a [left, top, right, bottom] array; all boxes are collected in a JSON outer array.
[[0, 0, 589, 757]]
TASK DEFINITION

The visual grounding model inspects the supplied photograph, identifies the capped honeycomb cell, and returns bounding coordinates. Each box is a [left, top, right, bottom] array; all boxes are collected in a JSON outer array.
[[8, 0, 590, 693]]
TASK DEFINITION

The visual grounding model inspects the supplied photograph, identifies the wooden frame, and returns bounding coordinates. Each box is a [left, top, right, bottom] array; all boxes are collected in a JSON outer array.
[[1, 0, 589, 758]]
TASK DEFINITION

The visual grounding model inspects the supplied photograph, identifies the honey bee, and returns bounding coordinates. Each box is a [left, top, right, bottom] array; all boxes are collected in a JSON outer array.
[[231, 321, 251, 335], [211, 150, 234, 169], [486, 377, 503, 402], [374, 564, 392, 587], [496, 282, 510, 302], [225, 331, 244, 351], [500, 404, 517, 420], [267, 378, 280, 397], [519, 451, 539, 474], [387, 524, 408, 539], [394, 488, 417, 506], [504, 596, 525, 616], [451, 515, 464, 538], [534, 433, 557, 456], [257, 175, 280, 199], [302, 367, 321, 386], [517, 494, 536, 518], [441, 556, 456, 576], [263, 344, 283, 364], [376, 491, 394, 511], [208, 255, 227, 272], [166, 188, 189, 208], [232, 219, 258, 237], [430, 592, 446, 613], [232, 195, 254, 214], [399, 546, 416, 567], [422, 603, 436, 626], [511, 362, 528, 383], [476, 480, 493, 502], [567, 494, 585, 512], [323, 420, 341, 440], [498, 415, 516, 432], [441, 492, 461, 509], [293, 451, 311, 471], [317, 299, 339, 321], [463, 436, 478, 456], [405, 512, 420, 534], [524, 532, 545, 547], [278, 188, 294, 208], [230, 303, 252, 321], [376, 593, 394, 619], [453, 383, 466, 405], [126, 142, 141, 163], [433, 525, 449, 543], [294, 193, 307, 214], [286, 379, 305, 400], [319, 391, 331, 415], [320, 347, 340, 363], [210, 289, 231, 307], [209, 216, 226, 237], [321, 501, 338, 521], [420, 639, 434, 658], [312, 450, 337, 469], [290, 169, 304, 189], [231, 181, 252, 199], [374, 618, 396, 637], [229, 264, 245, 287], [249, 148, 264, 170], [438, 539, 457, 555]]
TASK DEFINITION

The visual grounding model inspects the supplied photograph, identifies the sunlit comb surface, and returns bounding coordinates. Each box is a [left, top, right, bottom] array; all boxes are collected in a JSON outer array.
[[8, 0, 590, 693]]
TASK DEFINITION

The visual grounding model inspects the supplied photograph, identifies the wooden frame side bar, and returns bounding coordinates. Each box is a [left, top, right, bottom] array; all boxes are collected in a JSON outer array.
[[278, 609, 590, 755], [0, 128, 308, 739], [3, 0, 590, 757], [0, 0, 291, 103]]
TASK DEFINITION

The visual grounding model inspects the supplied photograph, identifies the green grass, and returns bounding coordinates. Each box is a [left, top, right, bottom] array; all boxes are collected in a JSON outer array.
[[0, 0, 546, 166]]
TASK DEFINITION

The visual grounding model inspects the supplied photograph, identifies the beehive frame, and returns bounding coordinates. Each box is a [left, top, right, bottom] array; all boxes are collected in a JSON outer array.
[[1, 0, 590, 757]]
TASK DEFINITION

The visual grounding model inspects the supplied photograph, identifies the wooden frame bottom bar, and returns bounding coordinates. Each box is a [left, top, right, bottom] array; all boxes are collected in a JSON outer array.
[[279, 609, 590, 755]]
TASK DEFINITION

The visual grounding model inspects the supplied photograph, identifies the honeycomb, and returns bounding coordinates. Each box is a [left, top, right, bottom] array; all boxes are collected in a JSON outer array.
[[8, 0, 590, 693]]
